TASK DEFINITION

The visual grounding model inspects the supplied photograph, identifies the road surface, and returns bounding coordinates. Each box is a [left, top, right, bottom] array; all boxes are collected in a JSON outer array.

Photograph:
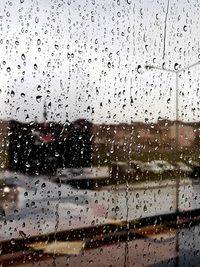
[[0, 171, 200, 241]]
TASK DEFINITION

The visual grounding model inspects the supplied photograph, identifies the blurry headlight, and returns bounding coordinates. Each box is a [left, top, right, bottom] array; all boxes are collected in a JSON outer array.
[[3, 187, 10, 193]]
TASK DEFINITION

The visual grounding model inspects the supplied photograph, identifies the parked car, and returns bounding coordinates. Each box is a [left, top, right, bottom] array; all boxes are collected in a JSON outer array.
[[111, 161, 132, 179], [130, 160, 143, 172], [55, 166, 110, 189], [173, 162, 192, 172], [190, 166, 200, 179], [138, 162, 163, 174], [151, 160, 175, 172]]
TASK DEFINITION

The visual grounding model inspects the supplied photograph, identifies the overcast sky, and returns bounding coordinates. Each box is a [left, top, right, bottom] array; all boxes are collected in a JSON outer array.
[[1, 0, 200, 123]]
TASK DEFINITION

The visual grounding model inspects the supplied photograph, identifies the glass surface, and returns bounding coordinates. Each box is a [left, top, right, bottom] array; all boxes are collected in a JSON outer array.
[[0, 0, 200, 266]]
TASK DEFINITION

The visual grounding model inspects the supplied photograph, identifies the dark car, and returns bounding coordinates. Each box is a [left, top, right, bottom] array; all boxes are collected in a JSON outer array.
[[190, 166, 200, 179]]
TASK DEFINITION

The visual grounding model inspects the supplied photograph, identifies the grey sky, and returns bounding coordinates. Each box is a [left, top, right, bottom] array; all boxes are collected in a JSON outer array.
[[1, 0, 200, 123]]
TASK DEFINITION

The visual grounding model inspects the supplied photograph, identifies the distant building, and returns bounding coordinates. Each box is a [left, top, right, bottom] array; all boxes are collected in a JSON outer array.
[[160, 123, 195, 148], [93, 120, 196, 151]]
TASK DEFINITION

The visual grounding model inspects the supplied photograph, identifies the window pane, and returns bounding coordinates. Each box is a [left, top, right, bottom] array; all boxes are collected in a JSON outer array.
[[0, 0, 200, 266]]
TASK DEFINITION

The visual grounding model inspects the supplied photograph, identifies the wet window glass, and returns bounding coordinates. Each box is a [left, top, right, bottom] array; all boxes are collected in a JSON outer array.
[[0, 0, 200, 266]]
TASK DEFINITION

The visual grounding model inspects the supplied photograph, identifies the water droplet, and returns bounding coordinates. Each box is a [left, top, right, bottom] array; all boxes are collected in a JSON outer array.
[[37, 39, 41, 45], [137, 65, 142, 73], [143, 204, 147, 212], [41, 183, 46, 189], [37, 85, 41, 91], [19, 230, 26, 238], [183, 25, 187, 32], [130, 96, 133, 105], [36, 95, 42, 103], [10, 239, 15, 245], [31, 201, 35, 207], [11, 90, 15, 97], [21, 53, 26, 61], [35, 180, 39, 186], [174, 63, 179, 70], [35, 17, 39, 23], [54, 44, 59, 50], [115, 206, 119, 212]]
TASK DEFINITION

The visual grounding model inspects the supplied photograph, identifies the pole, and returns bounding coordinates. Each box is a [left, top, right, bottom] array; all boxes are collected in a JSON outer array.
[[175, 71, 179, 215], [175, 71, 179, 266], [175, 72, 179, 149], [175, 72, 179, 264]]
